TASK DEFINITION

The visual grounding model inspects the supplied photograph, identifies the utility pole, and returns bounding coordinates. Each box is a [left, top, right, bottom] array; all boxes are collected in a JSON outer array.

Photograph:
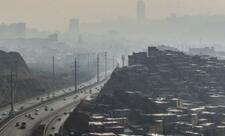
[[77, 54, 80, 74], [52, 56, 55, 97], [74, 58, 78, 92], [87, 53, 90, 74], [104, 52, 107, 77], [14, 60, 18, 111], [10, 69, 14, 116], [97, 54, 100, 83], [10, 60, 17, 116]]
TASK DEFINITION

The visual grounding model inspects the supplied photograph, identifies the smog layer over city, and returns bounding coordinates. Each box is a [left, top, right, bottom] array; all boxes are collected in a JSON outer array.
[[1, 0, 225, 136]]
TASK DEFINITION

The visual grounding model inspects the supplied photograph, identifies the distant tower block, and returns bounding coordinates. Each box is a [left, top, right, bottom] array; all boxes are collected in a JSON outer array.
[[122, 55, 125, 67], [69, 18, 80, 45], [136, 0, 146, 22], [69, 18, 79, 34]]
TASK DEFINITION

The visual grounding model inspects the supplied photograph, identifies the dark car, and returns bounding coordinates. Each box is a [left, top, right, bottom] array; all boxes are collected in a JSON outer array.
[[15, 122, 20, 127], [20, 122, 26, 129]]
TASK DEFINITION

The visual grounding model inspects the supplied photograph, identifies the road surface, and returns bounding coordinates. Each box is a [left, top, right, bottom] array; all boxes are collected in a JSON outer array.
[[42, 102, 76, 136], [0, 71, 109, 122], [0, 79, 107, 136]]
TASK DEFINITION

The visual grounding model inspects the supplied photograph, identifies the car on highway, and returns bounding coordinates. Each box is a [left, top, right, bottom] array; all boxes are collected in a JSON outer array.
[[15, 122, 20, 127], [89, 89, 92, 94], [73, 95, 78, 99], [45, 105, 49, 111], [28, 114, 32, 118], [69, 131, 75, 135], [20, 106, 24, 110], [2, 112, 7, 116], [34, 112, 39, 115], [20, 122, 26, 129], [14, 108, 18, 112]]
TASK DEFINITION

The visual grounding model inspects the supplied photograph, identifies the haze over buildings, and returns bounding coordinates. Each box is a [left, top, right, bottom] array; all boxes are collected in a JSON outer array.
[[0, 0, 225, 31], [1, 1, 225, 136], [0, 0, 225, 72], [0, 23, 26, 39]]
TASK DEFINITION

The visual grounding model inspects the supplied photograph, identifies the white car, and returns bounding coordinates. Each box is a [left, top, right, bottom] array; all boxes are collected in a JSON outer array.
[[2, 112, 7, 116]]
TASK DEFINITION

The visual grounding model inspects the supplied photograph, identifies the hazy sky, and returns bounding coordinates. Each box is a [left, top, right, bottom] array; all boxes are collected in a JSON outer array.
[[0, 0, 225, 31]]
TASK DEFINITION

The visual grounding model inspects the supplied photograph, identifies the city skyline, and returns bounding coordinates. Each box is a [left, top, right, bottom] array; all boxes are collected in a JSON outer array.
[[0, 0, 225, 31]]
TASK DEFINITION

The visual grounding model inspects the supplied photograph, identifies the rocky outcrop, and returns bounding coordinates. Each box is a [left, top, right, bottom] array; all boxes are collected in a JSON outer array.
[[100, 65, 151, 96], [0, 51, 45, 107]]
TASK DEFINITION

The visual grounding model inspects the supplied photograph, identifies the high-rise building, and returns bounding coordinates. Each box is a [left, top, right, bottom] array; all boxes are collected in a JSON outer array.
[[69, 18, 79, 34], [48, 33, 58, 42], [136, 0, 146, 22], [0, 23, 26, 39]]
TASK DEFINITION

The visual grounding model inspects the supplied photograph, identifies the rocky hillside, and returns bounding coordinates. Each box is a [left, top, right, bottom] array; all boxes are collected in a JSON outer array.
[[101, 47, 225, 102], [0, 51, 46, 107]]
